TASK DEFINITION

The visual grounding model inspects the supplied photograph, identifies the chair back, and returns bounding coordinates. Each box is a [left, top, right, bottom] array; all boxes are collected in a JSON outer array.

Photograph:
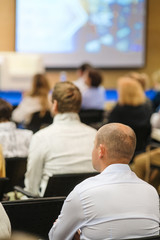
[[2, 197, 65, 240], [26, 111, 53, 133], [5, 157, 27, 192], [44, 172, 99, 197], [0, 178, 9, 201], [79, 109, 104, 124]]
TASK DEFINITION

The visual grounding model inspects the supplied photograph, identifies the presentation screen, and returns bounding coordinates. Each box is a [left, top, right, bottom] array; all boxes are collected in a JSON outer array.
[[15, 0, 147, 69]]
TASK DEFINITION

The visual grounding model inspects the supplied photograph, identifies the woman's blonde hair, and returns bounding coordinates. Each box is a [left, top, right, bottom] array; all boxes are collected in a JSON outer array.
[[126, 71, 149, 90], [27, 73, 50, 116], [118, 76, 146, 106]]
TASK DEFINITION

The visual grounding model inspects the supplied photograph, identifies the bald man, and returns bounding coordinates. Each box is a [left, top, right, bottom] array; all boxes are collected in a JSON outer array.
[[49, 123, 160, 240]]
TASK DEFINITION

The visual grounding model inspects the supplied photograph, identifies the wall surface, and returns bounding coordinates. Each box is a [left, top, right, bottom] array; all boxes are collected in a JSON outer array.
[[0, 0, 159, 89], [0, 0, 15, 51]]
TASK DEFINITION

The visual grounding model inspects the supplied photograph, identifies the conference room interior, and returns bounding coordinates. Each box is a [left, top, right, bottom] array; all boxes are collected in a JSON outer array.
[[0, 0, 160, 239]]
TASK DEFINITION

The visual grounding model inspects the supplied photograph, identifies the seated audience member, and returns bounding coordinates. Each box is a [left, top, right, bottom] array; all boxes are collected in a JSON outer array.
[[133, 147, 160, 191], [0, 144, 6, 177], [24, 81, 97, 196], [12, 73, 52, 131], [49, 123, 160, 240], [0, 98, 33, 158], [81, 69, 106, 110], [108, 76, 152, 157], [0, 203, 11, 239], [74, 62, 92, 93]]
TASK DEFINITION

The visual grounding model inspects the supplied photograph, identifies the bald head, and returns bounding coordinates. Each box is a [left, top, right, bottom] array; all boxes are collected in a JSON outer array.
[[96, 123, 136, 164]]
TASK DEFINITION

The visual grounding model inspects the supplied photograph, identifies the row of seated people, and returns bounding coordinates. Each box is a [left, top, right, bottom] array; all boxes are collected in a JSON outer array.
[[0, 123, 160, 240], [0, 78, 159, 239], [11, 65, 106, 133], [0, 75, 160, 194], [0, 81, 97, 197], [8, 64, 160, 145]]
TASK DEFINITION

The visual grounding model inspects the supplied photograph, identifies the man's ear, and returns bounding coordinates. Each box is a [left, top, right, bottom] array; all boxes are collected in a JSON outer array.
[[52, 100, 58, 114], [98, 144, 106, 159]]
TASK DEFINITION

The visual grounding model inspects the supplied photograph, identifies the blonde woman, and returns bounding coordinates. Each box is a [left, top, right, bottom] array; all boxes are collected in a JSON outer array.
[[12, 74, 52, 127], [108, 76, 153, 156]]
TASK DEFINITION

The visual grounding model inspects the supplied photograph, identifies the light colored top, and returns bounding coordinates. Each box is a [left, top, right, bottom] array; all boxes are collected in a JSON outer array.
[[0, 122, 33, 158], [0, 203, 11, 239], [150, 111, 160, 129], [49, 164, 160, 240], [81, 86, 106, 110], [150, 112, 160, 141], [12, 96, 43, 124], [0, 145, 6, 177], [74, 77, 88, 93], [24, 113, 97, 196]]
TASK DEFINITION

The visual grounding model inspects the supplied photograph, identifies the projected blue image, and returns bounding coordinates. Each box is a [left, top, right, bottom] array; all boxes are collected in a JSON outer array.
[[82, 0, 144, 53], [15, 0, 146, 68]]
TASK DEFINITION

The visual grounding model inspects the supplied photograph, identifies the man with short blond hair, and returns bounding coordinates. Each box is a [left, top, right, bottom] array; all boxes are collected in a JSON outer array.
[[52, 81, 82, 113], [24, 81, 97, 196], [49, 123, 160, 240]]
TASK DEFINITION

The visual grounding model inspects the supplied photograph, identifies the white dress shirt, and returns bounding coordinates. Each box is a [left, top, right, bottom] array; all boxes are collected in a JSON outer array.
[[0, 122, 33, 158], [0, 203, 11, 239], [49, 164, 160, 240], [24, 113, 97, 196]]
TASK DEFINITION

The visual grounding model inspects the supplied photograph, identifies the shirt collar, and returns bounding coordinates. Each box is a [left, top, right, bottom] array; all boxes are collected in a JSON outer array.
[[53, 112, 80, 124], [0, 121, 16, 130], [101, 164, 130, 175]]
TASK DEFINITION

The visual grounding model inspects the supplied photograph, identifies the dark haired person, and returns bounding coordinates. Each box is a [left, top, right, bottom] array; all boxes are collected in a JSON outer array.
[[81, 69, 106, 110], [74, 62, 93, 92], [0, 98, 32, 158], [24, 81, 97, 196]]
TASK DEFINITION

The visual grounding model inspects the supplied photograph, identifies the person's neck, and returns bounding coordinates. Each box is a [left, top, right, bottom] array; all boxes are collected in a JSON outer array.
[[99, 160, 129, 172]]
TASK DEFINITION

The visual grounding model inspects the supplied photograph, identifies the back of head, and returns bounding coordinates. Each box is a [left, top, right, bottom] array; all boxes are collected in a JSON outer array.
[[52, 81, 82, 113], [0, 98, 13, 122], [97, 123, 136, 163], [79, 63, 92, 73], [77, 63, 93, 77], [127, 71, 149, 90], [88, 69, 102, 87], [29, 73, 50, 96], [118, 76, 146, 106]]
